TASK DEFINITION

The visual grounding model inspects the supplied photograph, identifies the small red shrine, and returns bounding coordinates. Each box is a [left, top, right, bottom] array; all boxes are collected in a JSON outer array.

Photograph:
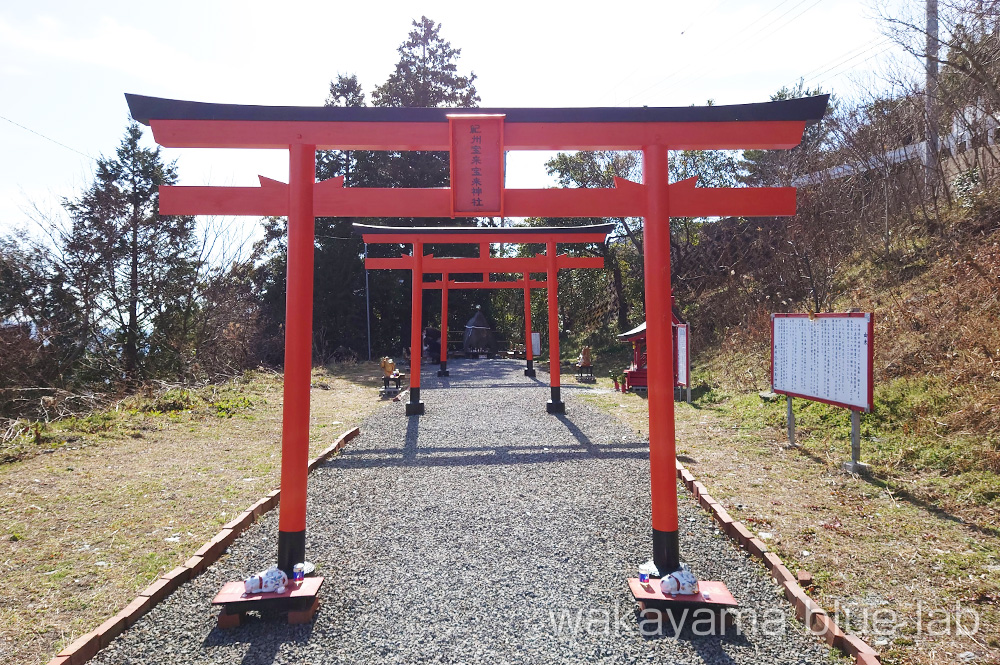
[[619, 301, 684, 390]]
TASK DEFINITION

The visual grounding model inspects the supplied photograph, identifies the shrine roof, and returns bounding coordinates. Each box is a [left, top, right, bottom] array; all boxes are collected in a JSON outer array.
[[618, 311, 685, 341], [126, 94, 829, 126], [619, 322, 648, 340]]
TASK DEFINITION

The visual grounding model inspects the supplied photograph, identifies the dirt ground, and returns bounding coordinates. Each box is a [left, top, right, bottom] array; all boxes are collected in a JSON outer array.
[[580, 383, 1000, 665], [0, 363, 390, 665]]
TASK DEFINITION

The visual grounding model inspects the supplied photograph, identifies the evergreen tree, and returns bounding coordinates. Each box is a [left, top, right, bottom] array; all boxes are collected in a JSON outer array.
[[63, 122, 196, 381], [257, 17, 483, 360], [372, 16, 479, 109]]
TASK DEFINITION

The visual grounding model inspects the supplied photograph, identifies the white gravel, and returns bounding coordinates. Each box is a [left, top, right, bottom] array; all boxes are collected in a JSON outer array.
[[92, 359, 833, 665]]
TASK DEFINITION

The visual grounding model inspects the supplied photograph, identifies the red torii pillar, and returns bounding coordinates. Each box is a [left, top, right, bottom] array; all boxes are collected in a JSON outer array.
[[643, 144, 679, 573], [277, 143, 315, 572], [523, 272, 535, 378], [437, 272, 450, 377], [408, 242, 425, 416], [545, 241, 563, 413]]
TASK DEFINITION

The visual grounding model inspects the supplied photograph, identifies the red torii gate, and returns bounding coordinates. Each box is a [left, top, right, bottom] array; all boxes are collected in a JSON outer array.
[[356, 222, 613, 415], [125, 93, 827, 585]]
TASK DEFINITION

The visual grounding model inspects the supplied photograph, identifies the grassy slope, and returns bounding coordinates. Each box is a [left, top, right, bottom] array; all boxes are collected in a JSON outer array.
[[0, 363, 389, 665], [565, 226, 1000, 663], [580, 380, 999, 665], [697, 226, 1000, 531]]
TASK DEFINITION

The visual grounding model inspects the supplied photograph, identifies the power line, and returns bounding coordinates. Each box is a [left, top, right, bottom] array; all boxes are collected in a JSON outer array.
[[806, 40, 893, 84], [737, 0, 797, 33], [799, 38, 890, 80], [623, 0, 789, 103], [747, 0, 823, 43], [630, 0, 825, 104], [813, 44, 895, 88], [0, 113, 94, 160]]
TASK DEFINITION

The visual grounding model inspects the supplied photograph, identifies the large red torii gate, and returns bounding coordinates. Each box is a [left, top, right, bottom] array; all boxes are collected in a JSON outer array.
[[126, 93, 827, 584], [355, 222, 613, 415]]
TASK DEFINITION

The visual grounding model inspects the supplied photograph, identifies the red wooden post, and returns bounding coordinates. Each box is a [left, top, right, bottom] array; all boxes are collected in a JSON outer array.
[[438, 272, 450, 377], [642, 143, 680, 575], [545, 241, 564, 413], [407, 240, 425, 415], [277, 142, 315, 575], [523, 272, 535, 377]]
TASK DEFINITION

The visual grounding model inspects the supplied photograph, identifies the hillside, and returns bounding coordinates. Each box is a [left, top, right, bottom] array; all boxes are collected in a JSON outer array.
[[691, 199, 1000, 531]]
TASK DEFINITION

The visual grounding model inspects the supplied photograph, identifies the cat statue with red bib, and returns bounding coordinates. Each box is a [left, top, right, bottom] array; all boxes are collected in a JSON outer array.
[[244, 565, 288, 595], [660, 563, 700, 596]]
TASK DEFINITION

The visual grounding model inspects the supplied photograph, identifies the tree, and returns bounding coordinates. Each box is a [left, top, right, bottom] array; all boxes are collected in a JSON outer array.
[[543, 151, 644, 332], [877, 0, 1000, 110], [357, 16, 480, 192], [62, 122, 196, 381], [0, 236, 84, 400], [255, 17, 483, 361], [372, 16, 479, 109]]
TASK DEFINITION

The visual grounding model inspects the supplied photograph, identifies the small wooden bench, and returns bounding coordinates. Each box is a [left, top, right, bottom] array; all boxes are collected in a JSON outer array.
[[627, 578, 737, 634], [575, 364, 595, 381], [379, 373, 406, 397], [212, 576, 323, 628]]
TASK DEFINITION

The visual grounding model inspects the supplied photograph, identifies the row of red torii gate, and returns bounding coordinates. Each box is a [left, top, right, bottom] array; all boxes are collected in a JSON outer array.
[[126, 93, 827, 588]]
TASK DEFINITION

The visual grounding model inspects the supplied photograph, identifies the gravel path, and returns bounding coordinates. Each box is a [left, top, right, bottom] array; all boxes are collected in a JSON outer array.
[[93, 360, 832, 665]]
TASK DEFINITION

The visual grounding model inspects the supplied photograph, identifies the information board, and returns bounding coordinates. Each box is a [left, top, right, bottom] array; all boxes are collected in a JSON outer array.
[[771, 313, 873, 412], [675, 324, 689, 387]]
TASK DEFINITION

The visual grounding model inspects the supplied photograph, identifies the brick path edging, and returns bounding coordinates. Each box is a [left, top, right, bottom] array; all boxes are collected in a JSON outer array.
[[48, 426, 361, 665], [674, 459, 881, 664]]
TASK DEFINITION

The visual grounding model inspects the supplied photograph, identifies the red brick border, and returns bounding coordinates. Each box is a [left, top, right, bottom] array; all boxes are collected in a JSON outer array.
[[49, 426, 361, 665], [674, 460, 880, 664]]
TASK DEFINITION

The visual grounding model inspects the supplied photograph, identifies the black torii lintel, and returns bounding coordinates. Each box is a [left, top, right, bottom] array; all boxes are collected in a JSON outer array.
[[125, 94, 829, 126]]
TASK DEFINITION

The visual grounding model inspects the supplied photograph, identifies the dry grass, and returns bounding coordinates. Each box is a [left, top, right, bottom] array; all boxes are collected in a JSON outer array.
[[581, 382, 1000, 665], [0, 363, 389, 665]]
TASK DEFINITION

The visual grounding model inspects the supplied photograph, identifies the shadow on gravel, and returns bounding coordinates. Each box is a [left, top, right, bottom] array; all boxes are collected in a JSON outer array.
[[332, 413, 649, 470], [433, 382, 548, 389], [425, 359, 530, 382], [332, 446, 650, 469], [403, 411, 419, 462], [202, 619, 314, 665], [690, 634, 745, 663], [555, 414, 615, 458], [639, 621, 749, 662]]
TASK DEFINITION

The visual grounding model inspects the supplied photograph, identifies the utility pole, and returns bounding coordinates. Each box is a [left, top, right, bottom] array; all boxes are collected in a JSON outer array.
[[925, 0, 940, 193]]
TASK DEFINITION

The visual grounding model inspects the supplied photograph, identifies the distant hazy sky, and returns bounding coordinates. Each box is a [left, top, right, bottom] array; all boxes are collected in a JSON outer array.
[[0, 0, 912, 234]]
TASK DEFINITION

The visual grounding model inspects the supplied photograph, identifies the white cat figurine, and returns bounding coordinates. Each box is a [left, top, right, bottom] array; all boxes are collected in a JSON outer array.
[[660, 563, 700, 596], [244, 565, 288, 595]]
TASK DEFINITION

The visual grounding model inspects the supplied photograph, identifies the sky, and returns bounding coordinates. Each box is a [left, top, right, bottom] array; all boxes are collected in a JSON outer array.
[[0, 0, 915, 236]]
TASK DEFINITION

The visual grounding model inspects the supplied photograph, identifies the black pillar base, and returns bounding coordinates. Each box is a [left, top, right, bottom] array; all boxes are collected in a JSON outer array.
[[524, 359, 535, 377], [546, 386, 565, 413], [406, 388, 425, 416], [277, 529, 306, 577], [653, 528, 681, 576], [437, 361, 449, 377]]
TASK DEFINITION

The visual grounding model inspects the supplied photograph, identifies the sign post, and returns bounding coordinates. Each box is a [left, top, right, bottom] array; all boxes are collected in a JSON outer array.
[[523, 273, 535, 377], [771, 312, 874, 472], [787, 395, 796, 446], [675, 323, 690, 404]]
